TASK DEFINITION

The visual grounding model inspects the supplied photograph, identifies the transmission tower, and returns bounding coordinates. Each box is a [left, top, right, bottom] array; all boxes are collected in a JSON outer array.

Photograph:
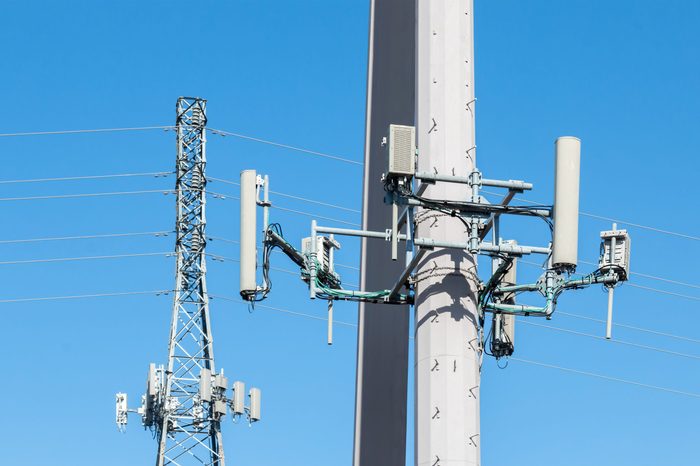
[[155, 96, 223, 465], [116, 97, 260, 466]]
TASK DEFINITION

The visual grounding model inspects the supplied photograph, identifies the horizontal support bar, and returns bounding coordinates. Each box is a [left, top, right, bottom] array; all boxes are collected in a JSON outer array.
[[482, 178, 533, 191], [405, 198, 550, 218], [316, 226, 387, 240], [316, 225, 550, 256], [484, 302, 548, 315], [415, 172, 533, 191], [478, 242, 551, 255]]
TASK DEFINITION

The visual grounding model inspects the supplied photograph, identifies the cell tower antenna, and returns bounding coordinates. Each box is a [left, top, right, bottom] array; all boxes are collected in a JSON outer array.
[[116, 97, 260, 465]]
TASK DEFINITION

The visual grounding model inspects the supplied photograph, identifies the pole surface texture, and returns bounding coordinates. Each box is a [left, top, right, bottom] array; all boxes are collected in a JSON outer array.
[[414, 1, 480, 465]]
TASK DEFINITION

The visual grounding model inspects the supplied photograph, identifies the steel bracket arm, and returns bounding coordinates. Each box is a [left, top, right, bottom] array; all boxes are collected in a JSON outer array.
[[387, 247, 429, 301], [266, 229, 306, 269]]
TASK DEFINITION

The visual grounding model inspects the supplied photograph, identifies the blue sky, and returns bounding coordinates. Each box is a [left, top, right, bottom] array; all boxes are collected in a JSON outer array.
[[1, 1, 698, 465]]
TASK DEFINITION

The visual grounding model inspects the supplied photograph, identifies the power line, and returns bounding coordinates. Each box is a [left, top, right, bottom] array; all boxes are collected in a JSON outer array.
[[0, 230, 172, 245], [0, 251, 172, 265], [557, 311, 700, 345], [272, 205, 361, 227], [0, 289, 172, 304], [481, 188, 699, 242], [578, 259, 699, 290], [209, 294, 358, 328], [208, 294, 700, 400], [208, 127, 362, 166], [579, 212, 700, 242], [510, 357, 700, 399], [208, 235, 359, 272], [0, 125, 175, 138], [0, 189, 174, 202], [625, 283, 700, 302], [206, 180, 694, 290], [207, 190, 361, 227], [520, 320, 700, 361], [0, 125, 693, 242], [519, 259, 700, 301], [0, 171, 173, 185], [207, 252, 359, 289], [207, 176, 361, 213]]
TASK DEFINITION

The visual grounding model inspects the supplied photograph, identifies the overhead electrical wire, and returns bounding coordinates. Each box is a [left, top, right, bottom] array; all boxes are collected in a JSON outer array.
[[0, 289, 172, 304], [509, 357, 700, 399], [0, 172, 690, 290], [481, 188, 699, 242], [0, 251, 172, 265], [578, 258, 699, 290], [519, 320, 700, 361], [0, 125, 175, 138], [208, 127, 362, 166], [207, 176, 361, 214], [0, 189, 175, 202], [206, 252, 360, 289], [519, 259, 700, 301], [0, 230, 172, 245], [207, 190, 360, 227], [206, 294, 700, 400], [557, 311, 700, 345], [0, 171, 173, 185], [1, 286, 694, 399], [0, 124, 694, 241]]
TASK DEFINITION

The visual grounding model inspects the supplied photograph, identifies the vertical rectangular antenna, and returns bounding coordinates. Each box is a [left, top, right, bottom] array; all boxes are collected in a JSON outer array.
[[240, 169, 258, 299], [249, 388, 261, 422], [552, 136, 581, 271], [232, 381, 245, 415], [200, 368, 212, 402]]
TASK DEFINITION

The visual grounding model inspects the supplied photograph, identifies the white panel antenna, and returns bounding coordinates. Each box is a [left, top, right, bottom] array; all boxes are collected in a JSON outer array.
[[249, 388, 261, 422], [551, 136, 581, 271], [240, 169, 258, 300], [232, 381, 245, 415]]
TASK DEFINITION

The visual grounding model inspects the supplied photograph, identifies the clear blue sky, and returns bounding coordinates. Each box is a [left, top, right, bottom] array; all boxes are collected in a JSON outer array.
[[1, 1, 698, 465]]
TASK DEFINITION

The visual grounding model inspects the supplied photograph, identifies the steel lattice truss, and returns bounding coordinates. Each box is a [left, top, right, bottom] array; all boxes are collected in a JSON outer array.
[[156, 97, 225, 466]]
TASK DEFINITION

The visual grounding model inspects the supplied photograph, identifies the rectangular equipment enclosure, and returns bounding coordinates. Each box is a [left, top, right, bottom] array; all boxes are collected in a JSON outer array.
[[147, 363, 158, 397], [599, 229, 631, 279], [240, 169, 258, 299], [552, 136, 581, 271], [214, 400, 227, 416], [116, 393, 128, 425], [214, 374, 228, 391], [199, 368, 212, 402], [249, 388, 261, 422], [301, 236, 333, 276], [232, 381, 245, 415], [387, 124, 416, 179]]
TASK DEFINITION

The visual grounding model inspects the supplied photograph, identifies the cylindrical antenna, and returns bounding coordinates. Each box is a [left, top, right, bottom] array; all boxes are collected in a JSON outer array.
[[551, 136, 581, 271], [240, 170, 258, 300]]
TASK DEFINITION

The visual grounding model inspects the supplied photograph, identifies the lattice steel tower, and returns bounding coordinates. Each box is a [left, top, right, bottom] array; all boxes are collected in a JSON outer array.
[[155, 96, 223, 465], [116, 97, 260, 466]]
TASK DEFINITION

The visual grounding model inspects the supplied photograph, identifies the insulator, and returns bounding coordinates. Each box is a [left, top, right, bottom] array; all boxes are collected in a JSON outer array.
[[191, 106, 205, 127], [191, 170, 203, 190]]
